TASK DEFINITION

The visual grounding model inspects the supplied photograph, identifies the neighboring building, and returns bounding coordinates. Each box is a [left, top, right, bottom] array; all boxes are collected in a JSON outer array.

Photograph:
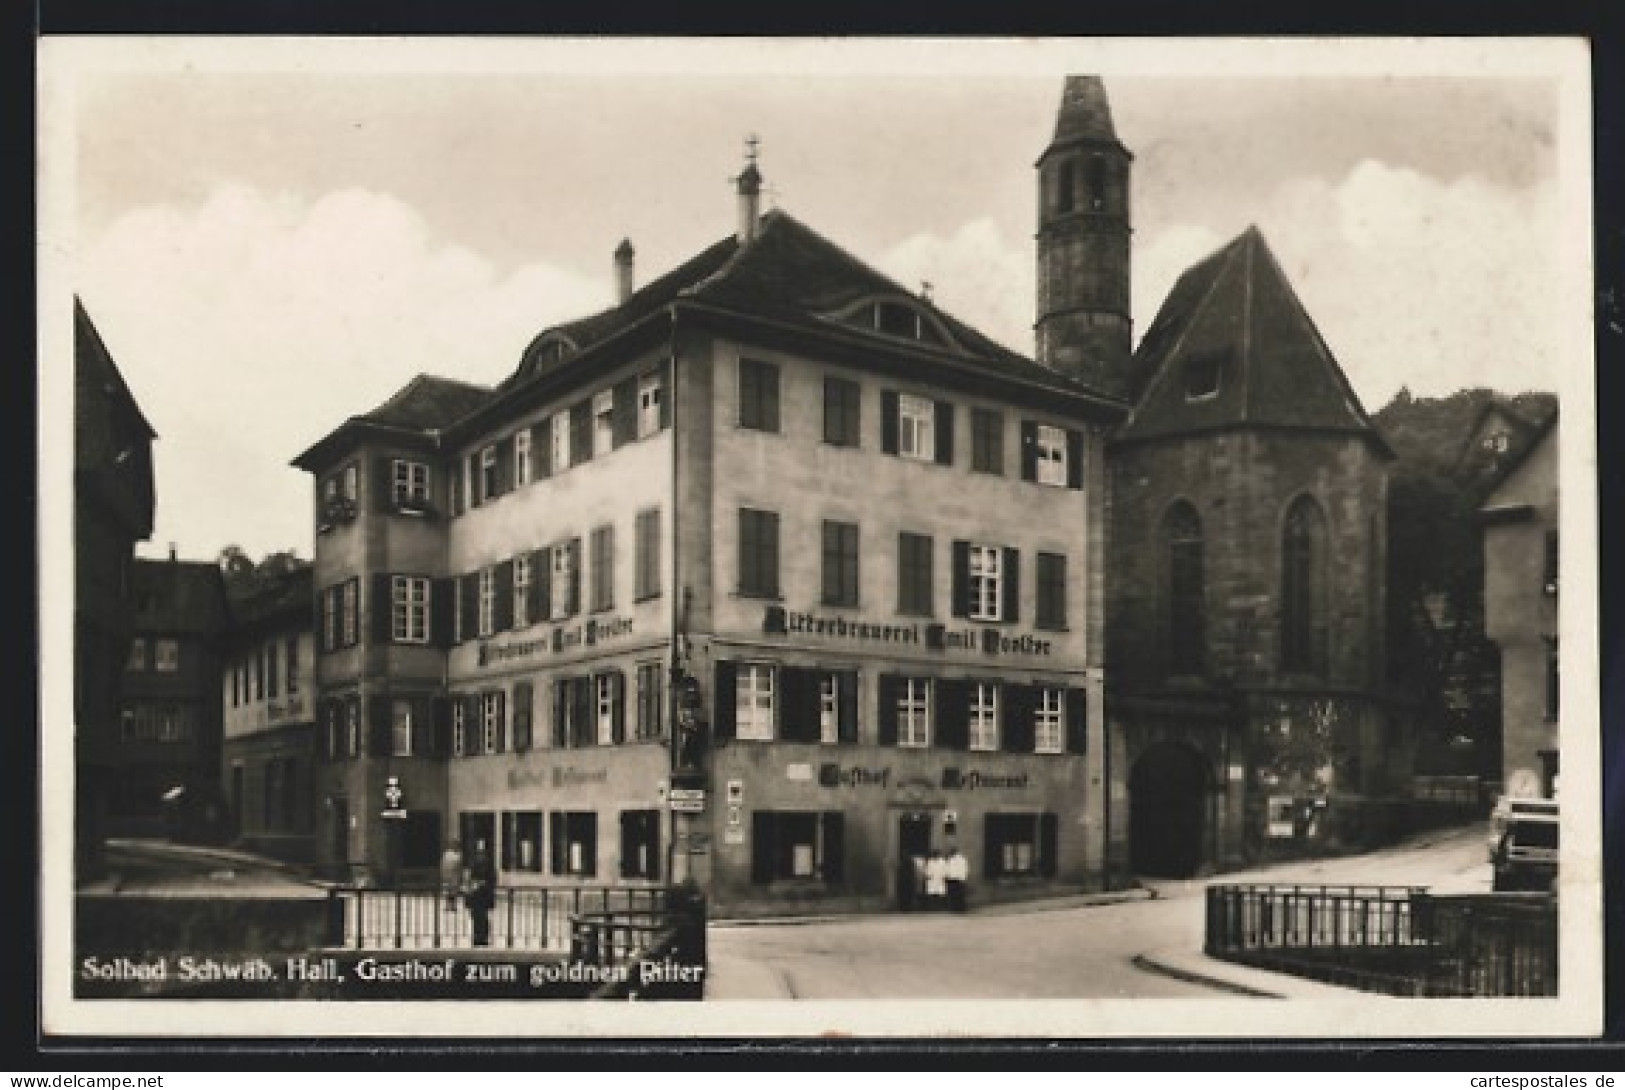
[[116, 554, 231, 838], [74, 299, 156, 879], [221, 565, 319, 862], [1105, 223, 1402, 877], [1454, 397, 1546, 491], [1480, 414, 1560, 800], [294, 146, 1126, 912]]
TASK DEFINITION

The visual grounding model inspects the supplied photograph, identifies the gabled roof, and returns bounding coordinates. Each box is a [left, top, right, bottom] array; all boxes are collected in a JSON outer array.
[[364, 374, 493, 430], [1117, 226, 1387, 453], [1477, 407, 1558, 505], [500, 209, 1114, 404], [132, 559, 229, 634]]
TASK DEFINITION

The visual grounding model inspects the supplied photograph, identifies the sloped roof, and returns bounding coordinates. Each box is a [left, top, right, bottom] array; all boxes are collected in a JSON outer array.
[[227, 564, 314, 630], [132, 559, 229, 634], [363, 374, 493, 430], [1047, 75, 1123, 149], [1117, 226, 1386, 451], [501, 209, 1107, 402], [1477, 407, 1559, 504]]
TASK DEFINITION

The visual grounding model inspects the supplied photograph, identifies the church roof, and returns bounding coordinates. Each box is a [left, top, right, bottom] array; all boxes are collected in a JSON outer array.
[[1039, 75, 1129, 160], [1117, 226, 1387, 453]]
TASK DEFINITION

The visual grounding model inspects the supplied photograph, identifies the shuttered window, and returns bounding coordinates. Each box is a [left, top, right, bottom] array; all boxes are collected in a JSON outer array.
[[738, 508, 780, 598], [739, 359, 780, 432]]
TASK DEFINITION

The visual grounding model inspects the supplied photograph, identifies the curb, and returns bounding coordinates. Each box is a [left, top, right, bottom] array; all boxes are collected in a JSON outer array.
[[709, 887, 1156, 928], [1130, 952, 1284, 999]]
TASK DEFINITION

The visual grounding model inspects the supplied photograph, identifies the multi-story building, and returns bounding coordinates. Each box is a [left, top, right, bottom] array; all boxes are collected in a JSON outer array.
[[74, 299, 156, 879], [1480, 415, 1560, 800], [115, 554, 231, 838], [295, 141, 1126, 913], [221, 565, 319, 862]]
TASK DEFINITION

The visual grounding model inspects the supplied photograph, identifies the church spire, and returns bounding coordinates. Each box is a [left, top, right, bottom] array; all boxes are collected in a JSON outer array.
[[1049, 75, 1121, 147]]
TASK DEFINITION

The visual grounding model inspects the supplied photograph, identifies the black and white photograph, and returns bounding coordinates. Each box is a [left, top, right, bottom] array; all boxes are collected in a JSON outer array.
[[38, 36, 1602, 1040]]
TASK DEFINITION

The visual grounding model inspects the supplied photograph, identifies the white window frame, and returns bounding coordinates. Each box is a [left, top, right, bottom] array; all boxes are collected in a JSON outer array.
[[514, 429, 532, 487], [154, 638, 179, 672], [898, 678, 930, 748], [637, 660, 664, 739], [898, 393, 934, 462], [637, 371, 664, 438], [452, 699, 467, 757], [970, 682, 1000, 752], [392, 459, 430, 507], [1035, 424, 1068, 487], [479, 445, 498, 502], [1035, 687, 1065, 754], [127, 638, 147, 672], [482, 692, 502, 753], [594, 389, 615, 456], [969, 545, 1003, 622], [391, 698, 414, 757], [513, 555, 532, 628], [342, 464, 359, 501], [552, 413, 571, 472], [478, 567, 496, 637], [346, 700, 361, 758], [392, 575, 431, 644], [341, 581, 358, 646], [550, 546, 573, 621], [819, 675, 840, 745], [596, 674, 616, 746], [736, 663, 775, 741]]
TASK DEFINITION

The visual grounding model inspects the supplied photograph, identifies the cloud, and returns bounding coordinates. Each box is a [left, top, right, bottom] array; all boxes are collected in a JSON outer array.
[[877, 218, 1034, 354], [76, 183, 607, 561]]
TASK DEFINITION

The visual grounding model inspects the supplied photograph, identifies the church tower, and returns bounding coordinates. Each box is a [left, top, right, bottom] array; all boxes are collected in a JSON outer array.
[[1035, 75, 1134, 399]]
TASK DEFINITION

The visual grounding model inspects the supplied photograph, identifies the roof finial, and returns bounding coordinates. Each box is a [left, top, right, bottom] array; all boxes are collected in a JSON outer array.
[[920, 280, 934, 302], [745, 132, 760, 166], [736, 135, 763, 243]]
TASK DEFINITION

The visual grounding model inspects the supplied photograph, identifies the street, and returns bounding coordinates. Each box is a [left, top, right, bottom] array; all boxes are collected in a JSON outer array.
[[706, 822, 1491, 999]]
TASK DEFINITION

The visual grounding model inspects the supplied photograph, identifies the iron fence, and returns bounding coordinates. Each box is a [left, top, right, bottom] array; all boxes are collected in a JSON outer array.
[[325, 884, 674, 952], [1205, 883, 1557, 997]]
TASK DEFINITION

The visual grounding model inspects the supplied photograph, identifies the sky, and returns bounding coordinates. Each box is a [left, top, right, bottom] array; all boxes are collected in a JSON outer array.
[[43, 37, 1591, 564]]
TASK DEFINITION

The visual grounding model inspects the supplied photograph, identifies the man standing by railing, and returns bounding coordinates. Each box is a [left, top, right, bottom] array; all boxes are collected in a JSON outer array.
[[464, 840, 496, 947]]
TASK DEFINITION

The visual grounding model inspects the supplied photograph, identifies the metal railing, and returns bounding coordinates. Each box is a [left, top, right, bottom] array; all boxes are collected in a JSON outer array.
[[325, 884, 674, 952], [1205, 884, 1557, 997], [571, 888, 707, 1000]]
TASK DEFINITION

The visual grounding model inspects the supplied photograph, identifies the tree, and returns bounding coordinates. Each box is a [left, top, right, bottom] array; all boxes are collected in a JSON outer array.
[[218, 545, 308, 603]]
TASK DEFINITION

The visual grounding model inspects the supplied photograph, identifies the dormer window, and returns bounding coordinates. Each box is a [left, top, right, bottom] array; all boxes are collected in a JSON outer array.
[[1184, 353, 1223, 400], [831, 298, 951, 348]]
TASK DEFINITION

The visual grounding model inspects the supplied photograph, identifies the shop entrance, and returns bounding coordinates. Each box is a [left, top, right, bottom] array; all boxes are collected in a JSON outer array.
[[896, 812, 933, 910], [1128, 743, 1209, 878]]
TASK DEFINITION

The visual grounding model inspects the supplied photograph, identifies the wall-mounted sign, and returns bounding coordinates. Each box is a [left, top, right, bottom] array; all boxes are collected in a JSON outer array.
[[381, 776, 407, 820], [815, 764, 1032, 792], [727, 804, 742, 827], [476, 615, 637, 667], [670, 796, 705, 813], [669, 788, 705, 802], [505, 766, 611, 791], [762, 607, 1053, 657], [785, 763, 813, 782], [723, 828, 745, 846], [726, 779, 744, 802]]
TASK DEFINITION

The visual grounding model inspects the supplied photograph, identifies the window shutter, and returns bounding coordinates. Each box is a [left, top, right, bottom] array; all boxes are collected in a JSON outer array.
[[533, 420, 551, 479], [713, 661, 737, 742], [573, 680, 593, 748], [837, 671, 859, 744], [1065, 688, 1089, 754], [534, 547, 552, 621], [494, 560, 515, 633], [1039, 813, 1059, 878], [750, 812, 775, 885], [407, 695, 430, 756], [762, 364, 781, 432], [658, 359, 673, 429], [432, 696, 451, 758], [612, 376, 637, 447], [1067, 428, 1085, 490], [497, 435, 517, 495], [432, 578, 454, 648], [935, 680, 969, 751], [450, 462, 463, 516], [610, 671, 626, 744], [877, 674, 900, 747], [567, 538, 582, 615], [570, 401, 592, 464], [619, 812, 636, 880], [371, 573, 393, 643], [551, 681, 567, 748], [933, 400, 954, 465], [367, 695, 391, 757], [466, 454, 481, 506], [951, 541, 970, 618], [1003, 685, 1036, 753], [777, 667, 814, 744], [512, 682, 531, 753], [549, 813, 566, 875], [1002, 547, 1021, 623], [880, 390, 899, 454], [495, 690, 507, 753], [582, 816, 599, 877], [459, 573, 479, 644], [821, 812, 845, 884], [374, 456, 394, 513], [1020, 421, 1038, 481]]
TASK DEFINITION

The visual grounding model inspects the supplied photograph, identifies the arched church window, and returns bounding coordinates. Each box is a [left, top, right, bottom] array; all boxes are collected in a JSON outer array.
[[1165, 501, 1205, 677], [1281, 495, 1330, 675]]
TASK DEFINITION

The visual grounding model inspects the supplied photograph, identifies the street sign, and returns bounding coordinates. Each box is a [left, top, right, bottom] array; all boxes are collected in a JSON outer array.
[[668, 788, 706, 802], [670, 798, 705, 813]]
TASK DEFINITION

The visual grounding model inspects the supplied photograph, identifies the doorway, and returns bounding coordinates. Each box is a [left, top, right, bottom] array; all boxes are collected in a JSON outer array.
[[896, 812, 933, 910], [1128, 743, 1210, 878]]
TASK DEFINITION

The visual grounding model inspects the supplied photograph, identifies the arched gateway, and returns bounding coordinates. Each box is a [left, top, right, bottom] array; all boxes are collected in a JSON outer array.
[[1128, 742, 1210, 878]]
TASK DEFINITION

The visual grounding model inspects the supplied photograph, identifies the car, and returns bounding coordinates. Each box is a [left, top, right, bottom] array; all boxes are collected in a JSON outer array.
[[1488, 796, 1559, 893]]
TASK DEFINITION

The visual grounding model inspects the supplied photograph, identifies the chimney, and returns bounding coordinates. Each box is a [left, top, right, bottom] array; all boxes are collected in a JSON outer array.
[[614, 238, 635, 304], [168, 543, 177, 561], [737, 161, 762, 245]]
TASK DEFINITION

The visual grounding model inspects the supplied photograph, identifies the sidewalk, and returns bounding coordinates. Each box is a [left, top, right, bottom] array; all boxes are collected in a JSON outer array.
[[1131, 946, 1391, 1001]]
